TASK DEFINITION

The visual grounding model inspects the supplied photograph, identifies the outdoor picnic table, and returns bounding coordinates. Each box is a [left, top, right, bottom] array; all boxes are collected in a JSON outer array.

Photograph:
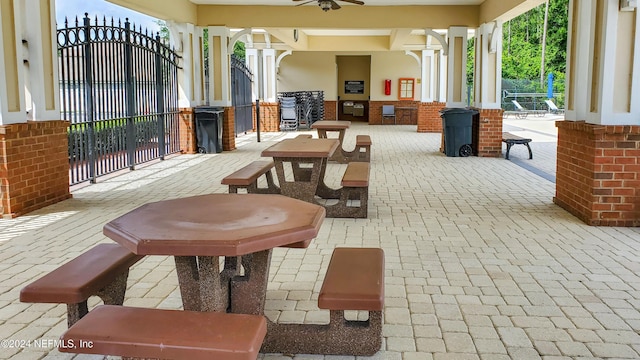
[[103, 193, 325, 314], [311, 120, 352, 163], [261, 137, 343, 203]]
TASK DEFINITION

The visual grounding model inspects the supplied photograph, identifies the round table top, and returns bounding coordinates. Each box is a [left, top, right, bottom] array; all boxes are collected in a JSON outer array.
[[103, 194, 326, 256]]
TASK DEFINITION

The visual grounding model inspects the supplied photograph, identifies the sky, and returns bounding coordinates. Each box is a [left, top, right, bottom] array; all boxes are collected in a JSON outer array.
[[55, 0, 161, 32]]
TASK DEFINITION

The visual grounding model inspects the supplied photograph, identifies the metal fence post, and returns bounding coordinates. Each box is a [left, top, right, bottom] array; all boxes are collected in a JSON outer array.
[[124, 19, 136, 170], [155, 34, 166, 160], [83, 14, 97, 183]]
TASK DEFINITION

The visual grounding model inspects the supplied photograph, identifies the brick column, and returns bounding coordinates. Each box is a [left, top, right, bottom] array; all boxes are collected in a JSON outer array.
[[179, 108, 197, 154], [0, 121, 71, 218], [555, 121, 640, 226], [417, 102, 445, 133], [476, 108, 503, 157], [222, 107, 236, 151], [324, 101, 337, 121], [254, 102, 280, 132]]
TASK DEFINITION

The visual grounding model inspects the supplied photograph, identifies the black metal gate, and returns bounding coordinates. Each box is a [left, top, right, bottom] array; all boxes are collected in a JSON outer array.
[[58, 15, 181, 185], [230, 54, 253, 135]]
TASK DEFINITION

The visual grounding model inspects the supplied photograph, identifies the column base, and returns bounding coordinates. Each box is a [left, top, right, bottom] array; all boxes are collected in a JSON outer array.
[[416, 102, 445, 133], [254, 102, 280, 132], [222, 108, 236, 151], [475, 108, 503, 157], [1, 121, 71, 218], [555, 121, 640, 226], [179, 108, 197, 154]]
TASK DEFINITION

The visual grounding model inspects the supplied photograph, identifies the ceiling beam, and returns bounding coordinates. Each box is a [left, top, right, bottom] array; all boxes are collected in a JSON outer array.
[[266, 28, 309, 50], [389, 29, 413, 51], [195, 5, 480, 29], [107, 0, 197, 23], [480, 0, 546, 23]]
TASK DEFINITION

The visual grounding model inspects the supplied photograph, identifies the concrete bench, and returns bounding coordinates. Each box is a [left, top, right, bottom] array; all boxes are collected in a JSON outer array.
[[20, 243, 143, 327], [502, 132, 533, 160], [221, 160, 279, 194], [260, 247, 384, 356], [318, 247, 385, 355], [59, 305, 267, 360], [353, 135, 372, 162], [325, 162, 369, 218]]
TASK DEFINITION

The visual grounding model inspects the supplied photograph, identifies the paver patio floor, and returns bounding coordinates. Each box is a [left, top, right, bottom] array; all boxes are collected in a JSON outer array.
[[1, 121, 640, 359]]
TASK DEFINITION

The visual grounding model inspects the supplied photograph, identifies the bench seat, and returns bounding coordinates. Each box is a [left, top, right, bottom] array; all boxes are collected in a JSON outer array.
[[59, 305, 266, 360], [502, 132, 533, 160], [324, 162, 369, 218], [339, 134, 371, 162], [221, 160, 279, 194], [341, 161, 369, 188], [319, 247, 384, 311], [20, 243, 143, 327], [260, 247, 385, 356]]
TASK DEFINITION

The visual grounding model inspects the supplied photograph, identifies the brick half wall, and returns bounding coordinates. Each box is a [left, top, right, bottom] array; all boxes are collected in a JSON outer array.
[[476, 108, 503, 157], [417, 102, 445, 132], [0, 121, 72, 218], [254, 102, 280, 132], [179, 108, 197, 154], [222, 107, 236, 151], [555, 121, 640, 226]]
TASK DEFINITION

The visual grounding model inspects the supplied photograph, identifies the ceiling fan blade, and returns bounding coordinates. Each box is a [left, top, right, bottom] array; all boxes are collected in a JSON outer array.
[[295, 0, 316, 5], [338, 0, 365, 5], [330, 0, 341, 10]]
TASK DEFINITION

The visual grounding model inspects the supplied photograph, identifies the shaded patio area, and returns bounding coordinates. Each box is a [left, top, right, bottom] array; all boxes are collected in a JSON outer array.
[[2, 122, 640, 359]]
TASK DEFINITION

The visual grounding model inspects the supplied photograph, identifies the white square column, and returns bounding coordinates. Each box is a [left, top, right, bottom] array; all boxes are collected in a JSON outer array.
[[473, 22, 502, 109], [568, 0, 640, 125], [446, 26, 468, 108], [21, 0, 60, 121], [168, 22, 206, 108], [421, 49, 435, 102], [207, 26, 232, 107], [0, 0, 27, 125], [262, 48, 276, 103], [245, 48, 259, 100]]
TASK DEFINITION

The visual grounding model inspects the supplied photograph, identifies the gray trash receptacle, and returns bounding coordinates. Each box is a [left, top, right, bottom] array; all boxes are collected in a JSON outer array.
[[439, 107, 478, 157], [343, 101, 354, 115], [194, 107, 224, 153], [353, 103, 364, 117]]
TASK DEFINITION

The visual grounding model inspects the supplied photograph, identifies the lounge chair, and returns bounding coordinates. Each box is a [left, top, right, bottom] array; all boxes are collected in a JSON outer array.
[[512, 100, 546, 117], [544, 99, 564, 114]]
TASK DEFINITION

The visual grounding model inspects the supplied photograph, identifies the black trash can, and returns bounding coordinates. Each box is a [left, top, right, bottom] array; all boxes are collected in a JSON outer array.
[[194, 107, 224, 153], [439, 107, 478, 157]]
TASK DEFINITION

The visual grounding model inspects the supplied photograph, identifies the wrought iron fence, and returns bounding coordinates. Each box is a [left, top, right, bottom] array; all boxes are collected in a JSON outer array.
[[58, 14, 181, 185], [231, 54, 253, 135]]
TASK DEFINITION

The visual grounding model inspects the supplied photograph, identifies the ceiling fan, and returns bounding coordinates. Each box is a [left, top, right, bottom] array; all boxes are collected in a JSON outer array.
[[293, 0, 365, 12]]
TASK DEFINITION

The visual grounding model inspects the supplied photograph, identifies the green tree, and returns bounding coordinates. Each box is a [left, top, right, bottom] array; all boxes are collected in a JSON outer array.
[[502, 0, 568, 83]]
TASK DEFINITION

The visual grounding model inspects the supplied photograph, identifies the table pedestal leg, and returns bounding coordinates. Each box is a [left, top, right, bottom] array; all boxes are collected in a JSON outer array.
[[174, 256, 231, 312], [274, 158, 322, 203], [174, 256, 201, 311], [316, 158, 341, 199], [230, 249, 272, 315], [317, 129, 349, 163]]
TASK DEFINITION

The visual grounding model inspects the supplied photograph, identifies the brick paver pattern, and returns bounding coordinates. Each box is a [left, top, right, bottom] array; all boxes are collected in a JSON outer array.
[[1, 120, 640, 360]]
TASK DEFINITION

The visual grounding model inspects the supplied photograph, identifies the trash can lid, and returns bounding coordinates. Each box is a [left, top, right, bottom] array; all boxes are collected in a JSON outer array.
[[439, 107, 479, 115], [194, 106, 224, 113]]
